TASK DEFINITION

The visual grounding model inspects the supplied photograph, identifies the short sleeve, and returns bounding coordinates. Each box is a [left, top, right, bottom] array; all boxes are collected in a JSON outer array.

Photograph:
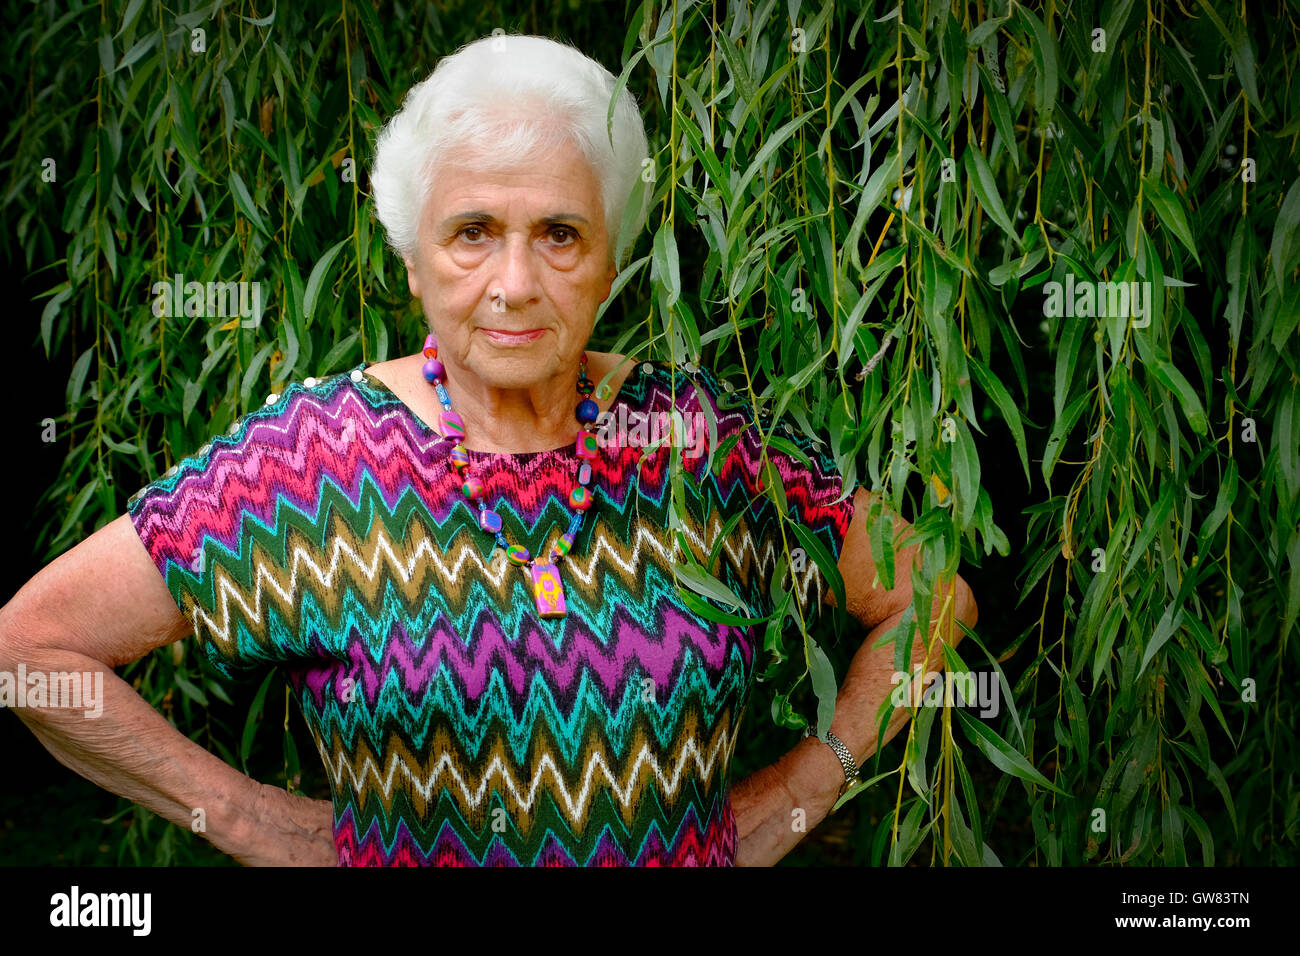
[[126, 381, 325, 679], [688, 365, 857, 622]]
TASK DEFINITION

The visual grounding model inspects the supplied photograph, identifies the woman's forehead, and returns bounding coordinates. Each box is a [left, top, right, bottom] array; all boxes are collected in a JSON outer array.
[[425, 149, 602, 212], [436, 138, 594, 181]]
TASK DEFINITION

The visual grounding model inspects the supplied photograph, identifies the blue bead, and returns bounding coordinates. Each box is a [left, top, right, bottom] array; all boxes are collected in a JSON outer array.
[[576, 399, 599, 423]]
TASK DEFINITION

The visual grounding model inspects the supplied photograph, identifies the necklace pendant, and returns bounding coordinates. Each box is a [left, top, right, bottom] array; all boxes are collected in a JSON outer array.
[[530, 562, 567, 619]]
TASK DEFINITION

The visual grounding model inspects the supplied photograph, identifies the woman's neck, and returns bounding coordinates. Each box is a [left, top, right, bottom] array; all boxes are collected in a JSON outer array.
[[444, 361, 583, 453]]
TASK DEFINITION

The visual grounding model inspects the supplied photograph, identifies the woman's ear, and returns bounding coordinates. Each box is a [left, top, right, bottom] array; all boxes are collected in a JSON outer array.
[[600, 258, 617, 303], [404, 256, 422, 299]]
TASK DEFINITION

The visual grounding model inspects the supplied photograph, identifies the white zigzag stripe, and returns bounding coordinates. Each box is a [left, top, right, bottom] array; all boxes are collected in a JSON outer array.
[[314, 716, 742, 821], [195, 502, 825, 646], [196, 525, 504, 646]]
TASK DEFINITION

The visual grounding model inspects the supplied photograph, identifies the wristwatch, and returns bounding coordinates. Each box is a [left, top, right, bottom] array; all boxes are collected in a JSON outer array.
[[803, 725, 861, 796]]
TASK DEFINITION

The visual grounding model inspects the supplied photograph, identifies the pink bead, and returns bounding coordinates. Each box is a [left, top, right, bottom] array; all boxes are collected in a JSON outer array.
[[531, 562, 566, 618], [440, 411, 466, 441]]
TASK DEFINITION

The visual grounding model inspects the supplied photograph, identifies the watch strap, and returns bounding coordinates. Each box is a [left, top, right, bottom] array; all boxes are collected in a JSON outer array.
[[804, 726, 861, 794]]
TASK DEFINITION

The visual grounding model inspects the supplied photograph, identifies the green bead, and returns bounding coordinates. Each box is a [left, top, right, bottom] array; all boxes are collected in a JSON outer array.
[[551, 532, 576, 558]]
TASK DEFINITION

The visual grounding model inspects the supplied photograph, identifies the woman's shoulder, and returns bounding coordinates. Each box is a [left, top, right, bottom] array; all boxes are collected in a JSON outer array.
[[237, 366, 377, 436], [129, 368, 375, 502], [603, 356, 747, 411]]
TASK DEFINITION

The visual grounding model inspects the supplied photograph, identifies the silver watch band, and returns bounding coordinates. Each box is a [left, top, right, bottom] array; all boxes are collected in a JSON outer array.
[[803, 726, 860, 792]]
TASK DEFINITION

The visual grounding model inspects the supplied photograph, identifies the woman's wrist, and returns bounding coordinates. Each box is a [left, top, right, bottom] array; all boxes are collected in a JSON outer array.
[[233, 784, 336, 866], [785, 734, 851, 816]]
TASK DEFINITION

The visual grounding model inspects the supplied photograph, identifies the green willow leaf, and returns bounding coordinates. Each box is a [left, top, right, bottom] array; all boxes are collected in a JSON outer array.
[[116, 0, 146, 37], [303, 237, 350, 323], [1148, 358, 1209, 436], [967, 355, 1029, 485], [789, 520, 848, 613], [651, 221, 680, 307], [1270, 174, 1300, 289], [228, 171, 271, 238], [1143, 175, 1201, 266], [728, 110, 817, 220], [956, 708, 1069, 795], [677, 587, 771, 627], [1123, 480, 1176, 578], [673, 559, 750, 614], [97, 34, 115, 75], [1015, 6, 1058, 121], [806, 633, 838, 738], [67, 347, 94, 406], [1138, 603, 1185, 679], [240, 669, 279, 774], [964, 145, 1017, 242]]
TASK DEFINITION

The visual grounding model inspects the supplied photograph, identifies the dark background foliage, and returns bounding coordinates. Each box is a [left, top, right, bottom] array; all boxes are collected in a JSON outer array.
[[1, 0, 1296, 866]]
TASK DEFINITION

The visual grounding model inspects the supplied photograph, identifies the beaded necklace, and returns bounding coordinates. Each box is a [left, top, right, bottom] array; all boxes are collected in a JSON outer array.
[[421, 334, 599, 620]]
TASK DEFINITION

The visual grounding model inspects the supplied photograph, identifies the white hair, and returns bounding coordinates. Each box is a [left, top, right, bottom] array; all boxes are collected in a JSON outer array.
[[370, 33, 651, 268]]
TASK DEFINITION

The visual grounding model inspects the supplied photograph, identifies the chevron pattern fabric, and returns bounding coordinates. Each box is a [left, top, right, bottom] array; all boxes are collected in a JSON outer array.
[[128, 359, 855, 865]]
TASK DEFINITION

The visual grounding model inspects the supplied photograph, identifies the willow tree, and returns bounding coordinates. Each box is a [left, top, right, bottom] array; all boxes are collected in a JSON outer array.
[[3, 0, 1295, 865]]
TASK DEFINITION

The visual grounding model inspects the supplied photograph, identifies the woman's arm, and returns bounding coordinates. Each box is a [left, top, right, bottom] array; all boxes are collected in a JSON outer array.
[[732, 488, 978, 866], [0, 514, 336, 865]]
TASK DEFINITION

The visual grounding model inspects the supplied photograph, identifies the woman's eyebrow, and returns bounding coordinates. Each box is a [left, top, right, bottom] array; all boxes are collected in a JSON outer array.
[[440, 211, 591, 229], [540, 214, 590, 227]]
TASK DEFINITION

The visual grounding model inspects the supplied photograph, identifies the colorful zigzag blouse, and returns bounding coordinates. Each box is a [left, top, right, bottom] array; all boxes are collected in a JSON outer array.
[[128, 359, 856, 865]]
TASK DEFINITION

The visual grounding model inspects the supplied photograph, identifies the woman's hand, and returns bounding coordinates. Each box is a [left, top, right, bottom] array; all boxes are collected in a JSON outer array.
[[731, 738, 842, 866], [236, 786, 337, 867], [0, 514, 338, 866]]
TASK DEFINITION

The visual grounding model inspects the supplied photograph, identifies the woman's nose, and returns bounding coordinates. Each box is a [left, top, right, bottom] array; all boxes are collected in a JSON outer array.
[[489, 234, 542, 311]]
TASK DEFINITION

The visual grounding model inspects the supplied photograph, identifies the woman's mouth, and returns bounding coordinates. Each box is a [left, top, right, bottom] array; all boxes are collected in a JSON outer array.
[[480, 328, 545, 345]]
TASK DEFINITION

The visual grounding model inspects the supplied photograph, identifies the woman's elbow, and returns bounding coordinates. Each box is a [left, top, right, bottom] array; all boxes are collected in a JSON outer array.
[[0, 590, 36, 671]]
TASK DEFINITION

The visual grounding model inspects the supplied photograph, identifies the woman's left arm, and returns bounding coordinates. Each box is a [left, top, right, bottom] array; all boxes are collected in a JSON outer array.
[[731, 488, 978, 866]]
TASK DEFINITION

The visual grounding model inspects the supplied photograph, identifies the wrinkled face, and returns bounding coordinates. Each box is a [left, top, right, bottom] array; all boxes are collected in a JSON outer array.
[[404, 138, 617, 391]]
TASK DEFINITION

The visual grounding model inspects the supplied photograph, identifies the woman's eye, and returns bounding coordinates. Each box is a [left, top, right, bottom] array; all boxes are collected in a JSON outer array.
[[550, 227, 576, 244], [459, 225, 485, 241]]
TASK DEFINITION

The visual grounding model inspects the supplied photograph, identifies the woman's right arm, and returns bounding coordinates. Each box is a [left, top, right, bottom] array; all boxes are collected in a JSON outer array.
[[0, 514, 336, 866]]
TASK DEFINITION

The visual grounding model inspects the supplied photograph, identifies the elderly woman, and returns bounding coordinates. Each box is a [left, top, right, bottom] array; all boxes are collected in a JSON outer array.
[[0, 34, 976, 866]]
